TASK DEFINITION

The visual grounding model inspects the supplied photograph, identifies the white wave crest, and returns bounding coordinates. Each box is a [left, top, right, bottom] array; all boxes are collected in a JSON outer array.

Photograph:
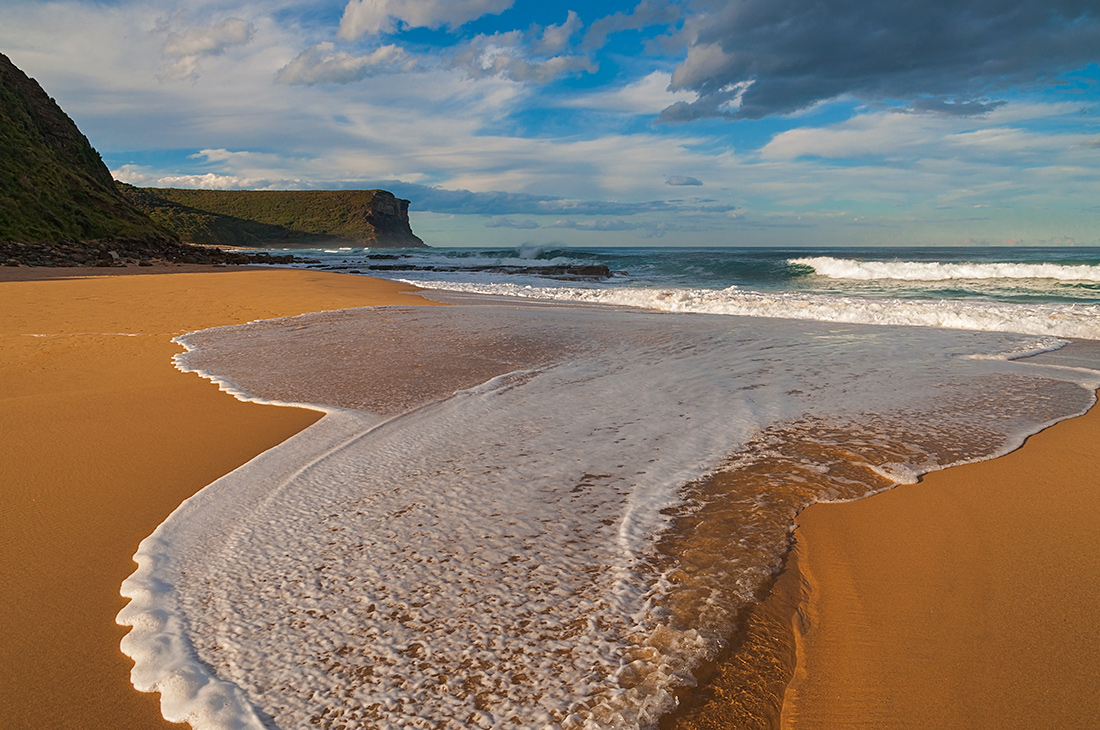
[[791, 256, 1100, 282], [399, 280, 1100, 340]]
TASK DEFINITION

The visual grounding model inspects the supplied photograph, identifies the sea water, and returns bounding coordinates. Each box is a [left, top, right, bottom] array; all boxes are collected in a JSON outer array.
[[119, 247, 1100, 730]]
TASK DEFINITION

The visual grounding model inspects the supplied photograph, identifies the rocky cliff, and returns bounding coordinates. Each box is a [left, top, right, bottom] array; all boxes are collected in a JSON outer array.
[[0, 50, 425, 267], [0, 52, 303, 267], [122, 187, 427, 249]]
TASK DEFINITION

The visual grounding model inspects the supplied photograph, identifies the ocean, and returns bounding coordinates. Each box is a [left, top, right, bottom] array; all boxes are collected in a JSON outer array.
[[119, 246, 1100, 730]]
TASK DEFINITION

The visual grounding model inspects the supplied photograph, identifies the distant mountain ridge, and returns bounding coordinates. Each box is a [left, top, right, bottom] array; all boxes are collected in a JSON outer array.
[[122, 187, 426, 249]]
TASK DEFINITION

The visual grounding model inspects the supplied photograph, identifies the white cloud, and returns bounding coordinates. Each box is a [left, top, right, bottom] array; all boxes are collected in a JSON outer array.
[[760, 103, 1100, 169], [162, 17, 253, 57], [565, 71, 695, 114], [485, 217, 540, 229], [761, 111, 946, 160], [338, 0, 513, 39], [276, 43, 411, 84], [533, 10, 582, 54], [159, 17, 255, 82], [582, 0, 682, 52], [113, 164, 271, 189], [548, 218, 646, 231], [452, 29, 595, 83], [669, 42, 731, 92]]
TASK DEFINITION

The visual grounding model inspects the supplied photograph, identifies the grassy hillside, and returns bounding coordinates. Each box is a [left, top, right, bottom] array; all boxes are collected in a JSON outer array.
[[0, 52, 173, 245], [122, 187, 426, 248]]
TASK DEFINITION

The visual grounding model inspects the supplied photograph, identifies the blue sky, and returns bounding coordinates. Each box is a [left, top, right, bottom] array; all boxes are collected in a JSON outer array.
[[2, 0, 1098, 247]]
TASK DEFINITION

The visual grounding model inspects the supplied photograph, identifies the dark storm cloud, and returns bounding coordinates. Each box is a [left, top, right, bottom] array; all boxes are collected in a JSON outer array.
[[909, 97, 1008, 116], [661, 0, 1100, 121]]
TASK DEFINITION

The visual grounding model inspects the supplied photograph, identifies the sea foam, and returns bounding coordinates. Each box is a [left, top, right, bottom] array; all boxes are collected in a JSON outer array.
[[394, 280, 1100, 339], [119, 302, 1100, 730], [791, 256, 1100, 282]]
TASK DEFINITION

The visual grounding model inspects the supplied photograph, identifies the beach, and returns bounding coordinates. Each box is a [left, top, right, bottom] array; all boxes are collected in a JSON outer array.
[[778, 384, 1100, 729], [0, 266, 433, 729], [3, 260, 1099, 729]]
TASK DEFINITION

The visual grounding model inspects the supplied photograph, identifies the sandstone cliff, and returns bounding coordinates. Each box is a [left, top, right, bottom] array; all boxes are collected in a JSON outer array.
[[0, 52, 304, 267], [0, 50, 426, 267], [122, 187, 427, 249]]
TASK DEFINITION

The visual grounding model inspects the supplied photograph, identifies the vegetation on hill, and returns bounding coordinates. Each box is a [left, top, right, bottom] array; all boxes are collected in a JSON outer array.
[[0, 52, 172, 246], [0, 51, 423, 266], [122, 187, 426, 248]]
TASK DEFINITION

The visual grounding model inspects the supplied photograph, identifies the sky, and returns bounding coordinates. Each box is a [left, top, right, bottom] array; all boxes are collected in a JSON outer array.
[[2, 0, 1099, 247]]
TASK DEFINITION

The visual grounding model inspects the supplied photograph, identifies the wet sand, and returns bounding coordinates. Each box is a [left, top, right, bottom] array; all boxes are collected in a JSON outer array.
[[780, 398, 1100, 728], [0, 266, 433, 729], [7, 263, 1097, 729]]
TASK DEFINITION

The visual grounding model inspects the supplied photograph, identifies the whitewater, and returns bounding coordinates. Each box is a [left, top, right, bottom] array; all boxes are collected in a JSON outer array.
[[118, 246, 1100, 729]]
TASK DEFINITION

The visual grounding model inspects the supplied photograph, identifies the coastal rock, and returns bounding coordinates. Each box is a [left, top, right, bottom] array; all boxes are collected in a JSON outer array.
[[360, 262, 613, 280], [120, 187, 428, 249], [0, 51, 426, 266], [0, 238, 299, 268]]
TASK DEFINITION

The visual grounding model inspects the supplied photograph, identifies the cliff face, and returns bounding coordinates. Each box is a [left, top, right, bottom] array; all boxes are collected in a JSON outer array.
[[0, 52, 174, 245], [122, 187, 427, 249], [0, 50, 425, 264]]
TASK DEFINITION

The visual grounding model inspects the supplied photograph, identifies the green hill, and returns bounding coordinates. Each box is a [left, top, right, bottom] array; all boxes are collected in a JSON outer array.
[[122, 187, 426, 249], [0, 52, 173, 246], [0, 51, 423, 266]]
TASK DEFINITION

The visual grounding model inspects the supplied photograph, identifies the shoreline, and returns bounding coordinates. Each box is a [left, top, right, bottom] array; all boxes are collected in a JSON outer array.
[[0, 267, 434, 729], [6, 264, 1097, 728], [662, 372, 1100, 729], [775, 389, 1100, 728]]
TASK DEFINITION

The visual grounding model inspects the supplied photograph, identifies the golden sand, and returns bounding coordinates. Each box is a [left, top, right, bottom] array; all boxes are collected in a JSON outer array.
[[6, 264, 1097, 729], [781, 400, 1100, 729], [0, 266, 433, 729]]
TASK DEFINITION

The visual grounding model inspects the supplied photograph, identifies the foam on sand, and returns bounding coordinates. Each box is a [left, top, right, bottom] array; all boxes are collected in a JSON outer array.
[[118, 301, 1100, 730]]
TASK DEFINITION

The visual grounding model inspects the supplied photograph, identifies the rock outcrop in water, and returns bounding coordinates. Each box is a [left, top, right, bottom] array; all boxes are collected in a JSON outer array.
[[121, 187, 427, 249]]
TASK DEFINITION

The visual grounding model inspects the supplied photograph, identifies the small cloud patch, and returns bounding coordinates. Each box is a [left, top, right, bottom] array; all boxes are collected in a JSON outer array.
[[666, 175, 703, 186]]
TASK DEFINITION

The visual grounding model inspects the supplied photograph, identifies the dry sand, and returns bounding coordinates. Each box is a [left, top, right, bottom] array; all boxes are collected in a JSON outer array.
[[0, 266, 433, 729], [780, 399, 1100, 729]]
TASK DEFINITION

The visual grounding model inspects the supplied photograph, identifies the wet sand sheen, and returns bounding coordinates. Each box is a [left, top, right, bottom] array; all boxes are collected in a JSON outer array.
[[778, 393, 1100, 729], [167, 300, 1095, 729], [0, 267, 434, 729], [661, 382, 1100, 728], [6, 265, 1097, 729]]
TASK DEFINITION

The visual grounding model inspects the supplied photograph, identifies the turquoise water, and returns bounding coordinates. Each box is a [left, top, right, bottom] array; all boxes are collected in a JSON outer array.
[[270, 246, 1100, 338], [281, 245, 1100, 303]]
